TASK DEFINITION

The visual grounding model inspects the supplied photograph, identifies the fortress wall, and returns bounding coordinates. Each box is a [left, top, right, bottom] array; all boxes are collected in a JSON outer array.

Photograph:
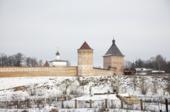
[[78, 65, 94, 76], [92, 68, 113, 76], [0, 67, 77, 77], [0, 67, 114, 77]]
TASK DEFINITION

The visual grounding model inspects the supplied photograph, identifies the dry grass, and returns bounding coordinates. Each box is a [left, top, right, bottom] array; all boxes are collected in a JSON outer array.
[[120, 96, 140, 105]]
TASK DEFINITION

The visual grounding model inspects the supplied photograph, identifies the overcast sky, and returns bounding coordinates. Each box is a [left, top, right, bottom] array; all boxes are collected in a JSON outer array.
[[0, 0, 170, 66]]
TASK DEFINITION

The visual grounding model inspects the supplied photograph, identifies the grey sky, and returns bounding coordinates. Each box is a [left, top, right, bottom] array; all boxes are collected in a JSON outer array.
[[0, 0, 170, 66]]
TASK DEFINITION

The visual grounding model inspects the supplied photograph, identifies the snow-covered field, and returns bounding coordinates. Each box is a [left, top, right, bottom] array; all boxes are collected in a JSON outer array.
[[0, 75, 169, 112], [0, 77, 52, 90]]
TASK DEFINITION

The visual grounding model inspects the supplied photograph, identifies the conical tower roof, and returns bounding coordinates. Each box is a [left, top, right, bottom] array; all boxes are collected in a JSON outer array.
[[79, 41, 92, 50], [104, 39, 124, 57]]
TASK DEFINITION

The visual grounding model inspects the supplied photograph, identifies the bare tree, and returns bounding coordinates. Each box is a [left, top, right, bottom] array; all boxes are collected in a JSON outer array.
[[61, 79, 74, 95], [14, 53, 24, 66], [138, 77, 149, 95], [132, 75, 137, 91], [44, 61, 49, 67], [164, 75, 170, 94], [0, 53, 8, 66], [38, 60, 43, 67], [134, 59, 144, 68], [26, 57, 39, 67], [152, 77, 158, 94], [109, 75, 128, 93], [0, 53, 44, 67]]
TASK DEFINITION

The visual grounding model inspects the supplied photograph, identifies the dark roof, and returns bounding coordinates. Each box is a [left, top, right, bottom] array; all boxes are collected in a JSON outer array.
[[104, 39, 124, 57], [49, 59, 68, 63], [56, 51, 60, 56], [79, 41, 92, 50]]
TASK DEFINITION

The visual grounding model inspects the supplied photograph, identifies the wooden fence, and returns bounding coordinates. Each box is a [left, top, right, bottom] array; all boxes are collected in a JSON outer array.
[[0, 98, 169, 112]]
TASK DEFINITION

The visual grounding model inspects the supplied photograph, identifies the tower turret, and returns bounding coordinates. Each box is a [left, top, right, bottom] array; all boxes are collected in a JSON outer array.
[[103, 39, 124, 74], [78, 41, 93, 75]]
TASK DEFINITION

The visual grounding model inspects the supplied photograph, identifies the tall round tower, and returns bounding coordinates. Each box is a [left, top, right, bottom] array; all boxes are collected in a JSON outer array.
[[78, 41, 93, 76]]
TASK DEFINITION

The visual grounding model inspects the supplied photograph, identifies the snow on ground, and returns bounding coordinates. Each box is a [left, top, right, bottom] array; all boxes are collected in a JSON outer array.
[[0, 77, 76, 90], [72, 94, 119, 101], [0, 75, 169, 111], [0, 75, 169, 99], [0, 108, 149, 112], [0, 77, 51, 90], [59, 108, 148, 112]]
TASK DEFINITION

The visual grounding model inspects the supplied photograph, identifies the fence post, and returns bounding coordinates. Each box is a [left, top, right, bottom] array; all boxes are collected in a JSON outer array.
[[121, 100, 123, 109], [17, 101, 20, 109], [6, 101, 8, 108], [61, 100, 64, 108], [26, 99, 30, 108], [75, 99, 77, 108], [105, 99, 108, 109], [140, 99, 143, 110], [165, 99, 168, 112], [90, 100, 92, 108]]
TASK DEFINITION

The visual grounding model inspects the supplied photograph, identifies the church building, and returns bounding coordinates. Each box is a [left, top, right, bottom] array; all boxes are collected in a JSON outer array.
[[49, 51, 69, 67]]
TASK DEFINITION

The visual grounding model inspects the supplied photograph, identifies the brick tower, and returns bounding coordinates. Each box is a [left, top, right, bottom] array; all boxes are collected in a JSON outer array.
[[78, 42, 93, 76], [103, 39, 124, 74]]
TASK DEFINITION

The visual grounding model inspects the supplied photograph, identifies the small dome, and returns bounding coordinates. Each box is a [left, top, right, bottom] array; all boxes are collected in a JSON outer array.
[[56, 51, 60, 56]]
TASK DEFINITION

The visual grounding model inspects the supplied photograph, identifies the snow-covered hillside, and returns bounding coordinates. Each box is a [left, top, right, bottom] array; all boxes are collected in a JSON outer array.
[[0, 75, 169, 112]]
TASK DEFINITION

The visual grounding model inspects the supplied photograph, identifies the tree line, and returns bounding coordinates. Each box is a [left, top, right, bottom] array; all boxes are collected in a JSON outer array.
[[128, 55, 170, 73], [0, 53, 43, 67]]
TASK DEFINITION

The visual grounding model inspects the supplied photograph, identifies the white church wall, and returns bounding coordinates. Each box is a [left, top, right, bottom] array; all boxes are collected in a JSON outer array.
[[50, 61, 68, 67]]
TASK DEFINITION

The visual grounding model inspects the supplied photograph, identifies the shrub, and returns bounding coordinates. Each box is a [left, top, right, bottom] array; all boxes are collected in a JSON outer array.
[[50, 108, 58, 112]]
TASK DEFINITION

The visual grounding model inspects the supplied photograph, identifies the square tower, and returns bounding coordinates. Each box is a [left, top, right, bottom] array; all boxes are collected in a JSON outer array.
[[103, 39, 124, 74], [78, 42, 93, 76]]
